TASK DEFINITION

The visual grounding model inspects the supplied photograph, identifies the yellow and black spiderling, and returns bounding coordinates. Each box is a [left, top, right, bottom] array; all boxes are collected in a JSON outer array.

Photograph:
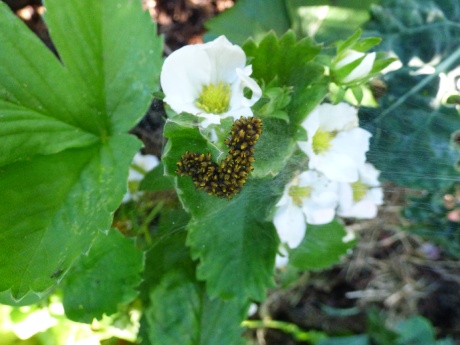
[[176, 116, 263, 199]]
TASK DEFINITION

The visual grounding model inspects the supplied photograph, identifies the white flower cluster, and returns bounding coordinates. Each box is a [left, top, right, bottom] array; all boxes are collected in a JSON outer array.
[[159, 36, 383, 267], [274, 102, 383, 255]]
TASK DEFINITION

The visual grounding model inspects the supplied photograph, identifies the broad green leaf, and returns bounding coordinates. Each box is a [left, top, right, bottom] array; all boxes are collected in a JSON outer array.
[[203, 0, 290, 45], [243, 31, 328, 127], [252, 118, 295, 177], [44, 0, 162, 133], [0, 0, 162, 302], [140, 162, 175, 192], [367, 309, 399, 345], [61, 228, 144, 323], [395, 316, 454, 345], [142, 209, 246, 345], [0, 3, 99, 166], [0, 135, 140, 302], [290, 220, 355, 270], [162, 121, 279, 301], [146, 270, 245, 345], [140, 208, 193, 303]]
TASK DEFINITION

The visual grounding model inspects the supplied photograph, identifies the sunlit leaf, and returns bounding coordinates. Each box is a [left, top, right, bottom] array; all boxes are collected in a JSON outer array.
[[290, 220, 355, 270], [62, 228, 144, 323], [142, 209, 246, 345], [0, 0, 162, 302], [162, 121, 279, 301]]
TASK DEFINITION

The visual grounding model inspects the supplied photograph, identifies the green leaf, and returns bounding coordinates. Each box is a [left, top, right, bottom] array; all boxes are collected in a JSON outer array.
[[351, 86, 364, 103], [185, 180, 279, 301], [0, 136, 140, 302], [290, 220, 355, 270], [44, 0, 162, 133], [319, 335, 370, 345], [142, 209, 246, 345], [243, 31, 328, 127], [252, 118, 295, 177], [0, 3, 99, 166], [162, 121, 279, 301], [395, 316, 438, 345], [203, 0, 290, 45], [0, 0, 162, 302], [146, 270, 245, 345], [141, 208, 193, 299], [367, 309, 398, 345], [140, 162, 175, 192], [61, 228, 144, 323]]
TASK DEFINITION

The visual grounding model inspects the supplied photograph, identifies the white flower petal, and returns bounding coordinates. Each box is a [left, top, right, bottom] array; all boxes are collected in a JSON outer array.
[[297, 170, 318, 186], [339, 199, 378, 219], [337, 164, 383, 219], [330, 128, 371, 165], [202, 36, 246, 83], [310, 151, 359, 182], [298, 107, 320, 156], [231, 67, 262, 108], [275, 254, 289, 268], [198, 114, 223, 128], [275, 245, 289, 268], [358, 163, 381, 186], [161, 46, 211, 114], [304, 207, 336, 225], [274, 202, 306, 248], [337, 183, 354, 212], [300, 106, 320, 138], [335, 50, 365, 68], [369, 187, 384, 206], [310, 190, 339, 209], [132, 153, 159, 171], [342, 52, 376, 83], [317, 103, 359, 132]]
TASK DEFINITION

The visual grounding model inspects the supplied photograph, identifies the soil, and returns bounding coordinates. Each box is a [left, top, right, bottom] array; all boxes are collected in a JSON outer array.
[[7, 1, 460, 344]]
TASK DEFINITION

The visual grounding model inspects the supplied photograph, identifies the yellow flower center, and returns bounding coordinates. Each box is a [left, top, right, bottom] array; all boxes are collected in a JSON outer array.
[[288, 185, 312, 206], [351, 180, 368, 202], [196, 81, 231, 114], [312, 130, 335, 155]]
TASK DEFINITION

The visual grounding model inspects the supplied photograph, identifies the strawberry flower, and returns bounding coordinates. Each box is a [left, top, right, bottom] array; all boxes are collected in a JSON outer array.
[[334, 50, 376, 84], [297, 103, 372, 183], [274, 171, 338, 248], [337, 163, 383, 219], [160, 36, 262, 128]]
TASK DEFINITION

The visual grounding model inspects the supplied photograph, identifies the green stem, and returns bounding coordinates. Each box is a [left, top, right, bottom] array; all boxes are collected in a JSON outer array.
[[139, 201, 164, 245], [242, 320, 327, 343], [374, 46, 460, 123]]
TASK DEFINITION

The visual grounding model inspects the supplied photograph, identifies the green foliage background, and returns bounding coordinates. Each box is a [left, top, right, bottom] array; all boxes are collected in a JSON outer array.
[[1, 0, 459, 344]]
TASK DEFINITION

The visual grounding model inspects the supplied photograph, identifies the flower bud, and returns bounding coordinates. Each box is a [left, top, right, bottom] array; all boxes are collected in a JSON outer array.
[[334, 50, 376, 84]]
